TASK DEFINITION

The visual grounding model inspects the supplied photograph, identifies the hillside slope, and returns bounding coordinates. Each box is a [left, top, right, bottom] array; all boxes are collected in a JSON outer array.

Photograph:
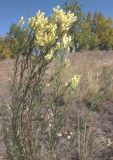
[[0, 51, 113, 159]]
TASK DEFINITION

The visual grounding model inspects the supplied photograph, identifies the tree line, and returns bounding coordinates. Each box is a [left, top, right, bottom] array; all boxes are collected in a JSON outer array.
[[65, 0, 113, 51]]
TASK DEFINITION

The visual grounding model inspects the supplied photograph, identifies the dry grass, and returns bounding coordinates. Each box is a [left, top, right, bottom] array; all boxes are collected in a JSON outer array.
[[67, 51, 113, 108], [1, 51, 113, 104], [1, 51, 113, 159]]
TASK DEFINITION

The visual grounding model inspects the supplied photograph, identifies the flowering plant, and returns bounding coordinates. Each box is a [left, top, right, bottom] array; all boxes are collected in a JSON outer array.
[[28, 6, 77, 61], [2, 6, 81, 160]]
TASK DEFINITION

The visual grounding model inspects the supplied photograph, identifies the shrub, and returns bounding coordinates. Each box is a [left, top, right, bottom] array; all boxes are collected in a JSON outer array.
[[1, 6, 82, 160], [0, 37, 12, 59]]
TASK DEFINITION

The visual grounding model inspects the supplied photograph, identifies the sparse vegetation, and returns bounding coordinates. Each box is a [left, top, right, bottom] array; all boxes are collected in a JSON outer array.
[[0, 1, 113, 160]]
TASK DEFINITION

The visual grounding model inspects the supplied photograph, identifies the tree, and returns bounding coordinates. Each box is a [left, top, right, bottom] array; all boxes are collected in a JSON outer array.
[[93, 13, 113, 50], [0, 36, 12, 59], [64, 0, 85, 51], [6, 23, 29, 57], [65, 0, 113, 51]]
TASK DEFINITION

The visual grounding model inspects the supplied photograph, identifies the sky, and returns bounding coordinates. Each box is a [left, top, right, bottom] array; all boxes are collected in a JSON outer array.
[[0, 0, 113, 36]]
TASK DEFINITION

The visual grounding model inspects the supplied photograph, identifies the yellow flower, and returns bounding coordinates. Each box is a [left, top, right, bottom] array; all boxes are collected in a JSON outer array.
[[52, 6, 77, 33], [64, 57, 70, 68], [62, 34, 72, 48], [44, 52, 54, 61], [71, 75, 80, 89], [28, 6, 77, 52], [18, 16, 25, 26]]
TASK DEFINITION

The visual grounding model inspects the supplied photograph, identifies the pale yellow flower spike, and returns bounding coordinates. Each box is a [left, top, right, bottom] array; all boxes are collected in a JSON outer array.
[[44, 52, 54, 62], [28, 6, 77, 50], [71, 75, 80, 89], [18, 16, 25, 26]]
